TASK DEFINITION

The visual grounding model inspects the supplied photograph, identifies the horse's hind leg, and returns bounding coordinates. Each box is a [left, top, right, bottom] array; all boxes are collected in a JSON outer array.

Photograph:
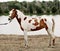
[[46, 28, 55, 47], [46, 29, 52, 46]]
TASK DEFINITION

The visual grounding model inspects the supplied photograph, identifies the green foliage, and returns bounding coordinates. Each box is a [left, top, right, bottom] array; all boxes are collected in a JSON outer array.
[[36, 6, 43, 15], [51, 7, 57, 14], [7, 2, 20, 10], [4, 9, 9, 13], [0, 8, 2, 13], [0, 0, 60, 15]]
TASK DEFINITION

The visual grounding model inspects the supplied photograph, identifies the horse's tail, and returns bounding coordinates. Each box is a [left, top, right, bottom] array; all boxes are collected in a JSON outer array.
[[52, 18, 55, 32]]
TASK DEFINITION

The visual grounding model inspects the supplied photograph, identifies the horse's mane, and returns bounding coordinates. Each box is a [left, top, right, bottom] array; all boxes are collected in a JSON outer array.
[[16, 10, 25, 18]]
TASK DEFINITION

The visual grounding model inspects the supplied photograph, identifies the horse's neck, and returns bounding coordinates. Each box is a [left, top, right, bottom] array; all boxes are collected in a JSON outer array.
[[16, 16, 21, 25], [18, 11, 26, 20]]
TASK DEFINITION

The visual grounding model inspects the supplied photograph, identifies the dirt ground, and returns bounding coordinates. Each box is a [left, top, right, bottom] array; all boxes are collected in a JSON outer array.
[[0, 35, 60, 51]]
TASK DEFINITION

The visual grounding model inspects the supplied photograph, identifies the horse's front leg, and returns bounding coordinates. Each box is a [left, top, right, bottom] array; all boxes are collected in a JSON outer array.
[[24, 30, 28, 47]]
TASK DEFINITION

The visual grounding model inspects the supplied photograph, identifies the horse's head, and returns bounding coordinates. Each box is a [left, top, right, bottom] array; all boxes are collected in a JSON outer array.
[[8, 9, 25, 22], [8, 9, 17, 21]]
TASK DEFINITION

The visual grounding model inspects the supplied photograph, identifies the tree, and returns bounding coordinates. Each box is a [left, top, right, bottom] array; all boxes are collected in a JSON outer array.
[[51, 7, 57, 14], [0, 0, 60, 15], [0, 8, 2, 15]]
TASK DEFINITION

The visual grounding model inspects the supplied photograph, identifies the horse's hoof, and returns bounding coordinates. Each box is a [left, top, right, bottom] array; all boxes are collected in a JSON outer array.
[[25, 46, 28, 48], [25, 44, 29, 48], [25, 45, 30, 48], [48, 44, 51, 48], [51, 45, 55, 48], [48, 45, 51, 48], [48, 45, 55, 48]]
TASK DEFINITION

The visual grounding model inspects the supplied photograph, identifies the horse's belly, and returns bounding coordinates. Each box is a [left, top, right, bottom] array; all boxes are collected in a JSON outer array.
[[21, 22, 37, 31]]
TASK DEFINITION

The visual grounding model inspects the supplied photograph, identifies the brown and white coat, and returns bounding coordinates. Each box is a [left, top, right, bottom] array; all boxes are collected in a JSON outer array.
[[8, 9, 55, 47]]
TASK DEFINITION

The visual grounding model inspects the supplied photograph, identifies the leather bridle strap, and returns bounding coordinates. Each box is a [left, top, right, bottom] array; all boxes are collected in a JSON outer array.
[[0, 21, 11, 25]]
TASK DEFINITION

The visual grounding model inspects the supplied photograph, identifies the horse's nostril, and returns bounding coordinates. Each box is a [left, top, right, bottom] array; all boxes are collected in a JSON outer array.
[[8, 18, 10, 20]]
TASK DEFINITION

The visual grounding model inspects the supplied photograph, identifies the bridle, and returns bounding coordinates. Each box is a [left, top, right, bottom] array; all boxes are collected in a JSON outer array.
[[0, 15, 18, 25], [0, 9, 18, 25]]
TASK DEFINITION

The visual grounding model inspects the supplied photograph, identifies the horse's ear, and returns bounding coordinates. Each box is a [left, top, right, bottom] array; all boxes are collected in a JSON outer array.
[[13, 8, 16, 11], [14, 8, 16, 10]]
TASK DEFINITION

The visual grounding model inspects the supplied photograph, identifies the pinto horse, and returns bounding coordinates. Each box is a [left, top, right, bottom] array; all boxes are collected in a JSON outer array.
[[8, 9, 55, 47]]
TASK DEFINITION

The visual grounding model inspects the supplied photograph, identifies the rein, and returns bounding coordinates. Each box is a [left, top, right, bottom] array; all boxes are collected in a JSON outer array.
[[0, 21, 11, 25]]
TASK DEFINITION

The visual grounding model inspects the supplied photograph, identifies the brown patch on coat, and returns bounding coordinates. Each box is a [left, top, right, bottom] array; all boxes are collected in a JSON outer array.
[[44, 23, 48, 30], [40, 19, 48, 30], [16, 17, 24, 31], [29, 20, 32, 23], [10, 9, 17, 19], [20, 26, 24, 31], [31, 19, 48, 31], [33, 19, 39, 26], [24, 17, 27, 20]]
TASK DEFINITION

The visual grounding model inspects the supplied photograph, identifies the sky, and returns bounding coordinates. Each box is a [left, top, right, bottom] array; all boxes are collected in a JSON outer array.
[[0, 0, 55, 2]]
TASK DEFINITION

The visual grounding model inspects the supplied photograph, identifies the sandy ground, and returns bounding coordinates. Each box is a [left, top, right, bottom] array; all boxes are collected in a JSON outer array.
[[0, 35, 60, 51]]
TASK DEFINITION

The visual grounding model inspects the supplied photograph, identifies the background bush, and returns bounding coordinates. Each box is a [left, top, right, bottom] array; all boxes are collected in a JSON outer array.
[[0, 0, 60, 15]]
